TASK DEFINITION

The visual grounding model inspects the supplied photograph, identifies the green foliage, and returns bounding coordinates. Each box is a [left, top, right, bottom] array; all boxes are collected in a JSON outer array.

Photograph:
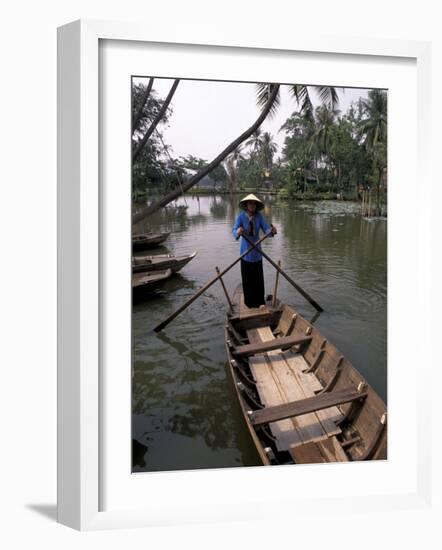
[[132, 83, 179, 202], [179, 154, 227, 186], [229, 131, 280, 191], [178, 154, 207, 171], [278, 90, 388, 198], [132, 79, 387, 209], [176, 155, 227, 190]]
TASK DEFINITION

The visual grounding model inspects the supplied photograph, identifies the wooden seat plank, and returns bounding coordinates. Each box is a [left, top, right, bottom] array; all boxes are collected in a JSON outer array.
[[248, 354, 304, 449], [239, 293, 268, 320], [246, 326, 348, 453], [249, 388, 368, 426], [233, 334, 312, 357], [257, 327, 342, 439], [255, 327, 326, 445], [247, 328, 309, 450], [289, 441, 327, 463], [267, 358, 325, 445], [290, 438, 349, 464], [232, 292, 372, 465], [281, 350, 343, 437], [248, 327, 327, 448]]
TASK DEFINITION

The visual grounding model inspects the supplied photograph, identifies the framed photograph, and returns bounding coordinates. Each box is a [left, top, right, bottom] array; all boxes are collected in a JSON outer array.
[[57, 19, 433, 530]]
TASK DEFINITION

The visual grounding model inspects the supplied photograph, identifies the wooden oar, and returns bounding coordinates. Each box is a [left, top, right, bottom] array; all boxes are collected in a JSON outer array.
[[153, 231, 273, 332], [240, 233, 324, 312]]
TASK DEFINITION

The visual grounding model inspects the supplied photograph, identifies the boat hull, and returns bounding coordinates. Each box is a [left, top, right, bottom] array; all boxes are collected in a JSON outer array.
[[225, 289, 387, 465], [225, 331, 271, 466], [132, 268, 172, 301], [132, 232, 170, 250], [132, 251, 197, 274]]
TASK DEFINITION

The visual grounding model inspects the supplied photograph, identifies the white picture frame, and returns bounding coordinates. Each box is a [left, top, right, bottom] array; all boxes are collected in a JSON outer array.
[[57, 19, 434, 531]]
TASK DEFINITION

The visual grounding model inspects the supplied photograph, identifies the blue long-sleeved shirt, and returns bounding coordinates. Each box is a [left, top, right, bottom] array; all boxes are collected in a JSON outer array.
[[232, 210, 272, 262]]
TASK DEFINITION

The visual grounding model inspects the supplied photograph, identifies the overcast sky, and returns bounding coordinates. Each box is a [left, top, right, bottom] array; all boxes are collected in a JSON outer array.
[[134, 77, 372, 161]]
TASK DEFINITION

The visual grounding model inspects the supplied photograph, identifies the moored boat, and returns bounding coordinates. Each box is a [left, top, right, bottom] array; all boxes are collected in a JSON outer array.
[[132, 251, 197, 274], [132, 269, 173, 298], [225, 286, 387, 465], [132, 232, 170, 250]]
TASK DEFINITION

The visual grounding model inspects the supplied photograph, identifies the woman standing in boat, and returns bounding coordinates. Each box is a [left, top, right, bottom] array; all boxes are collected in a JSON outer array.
[[233, 194, 277, 308]]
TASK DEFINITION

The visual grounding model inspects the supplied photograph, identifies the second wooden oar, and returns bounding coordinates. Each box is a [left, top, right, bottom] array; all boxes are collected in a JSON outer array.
[[240, 233, 324, 312], [153, 231, 273, 332]]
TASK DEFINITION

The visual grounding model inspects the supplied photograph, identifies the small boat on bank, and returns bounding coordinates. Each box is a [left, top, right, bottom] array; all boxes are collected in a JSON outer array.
[[132, 251, 197, 274], [132, 232, 170, 250], [132, 269, 172, 298], [225, 286, 387, 466]]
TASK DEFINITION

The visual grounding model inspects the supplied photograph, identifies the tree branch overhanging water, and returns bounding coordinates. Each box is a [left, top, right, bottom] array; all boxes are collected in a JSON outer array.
[[132, 79, 180, 163], [133, 84, 281, 224]]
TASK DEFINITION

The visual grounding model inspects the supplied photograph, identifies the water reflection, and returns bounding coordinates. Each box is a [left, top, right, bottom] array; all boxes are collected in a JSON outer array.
[[132, 437, 149, 469], [132, 194, 387, 471], [209, 195, 228, 219]]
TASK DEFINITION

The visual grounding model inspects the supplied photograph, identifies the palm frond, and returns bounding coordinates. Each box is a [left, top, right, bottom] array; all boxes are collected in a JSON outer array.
[[289, 85, 314, 121], [316, 86, 340, 109], [255, 83, 281, 118]]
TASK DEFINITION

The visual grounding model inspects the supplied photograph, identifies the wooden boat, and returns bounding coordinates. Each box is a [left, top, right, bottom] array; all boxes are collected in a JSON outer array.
[[132, 251, 197, 274], [225, 286, 387, 465], [132, 269, 172, 296], [132, 232, 170, 250]]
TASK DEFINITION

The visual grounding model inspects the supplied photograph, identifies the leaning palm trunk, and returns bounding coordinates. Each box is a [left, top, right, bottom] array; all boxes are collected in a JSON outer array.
[[223, 156, 236, 195], [133, 84, 280, 223], [132, 77, 155, 132], [132, 79, 180, 163]]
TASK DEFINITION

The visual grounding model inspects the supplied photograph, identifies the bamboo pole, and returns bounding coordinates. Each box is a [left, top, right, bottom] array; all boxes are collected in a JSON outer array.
[[153, 231, 273, 332], [216, 266, 233, 311], [241, 233, 324, 312], [272, 260, 281, 307]]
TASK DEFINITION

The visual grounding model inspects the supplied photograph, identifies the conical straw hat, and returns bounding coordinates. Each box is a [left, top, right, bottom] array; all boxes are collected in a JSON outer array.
[[239, 193, 264, 211]]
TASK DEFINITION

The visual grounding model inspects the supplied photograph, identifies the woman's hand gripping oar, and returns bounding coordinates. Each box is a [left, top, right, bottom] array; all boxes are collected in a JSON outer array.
[[240, 232, 324, 312], [153, 231, 274, 332]]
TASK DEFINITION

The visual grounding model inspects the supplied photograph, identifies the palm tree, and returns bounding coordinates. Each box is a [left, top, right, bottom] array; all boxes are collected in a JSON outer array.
[[132, 79, 180, 163], [245, 129, 277, 178], [280, 110, 317, 187], [256, 83, 340, 121], [262, 83, 340, 189], [359, 90, 387, 215], [132, 77, 155, 132], [261, 131, 278, 172], [291, 84, 340, 121], [222, 146, 245, 194], [310, 104, 341, 185], [133, 84, 281, 222], [133, 83, 340, 223], [245, 128, 263, 156], [312, 105, 340, 153], [359, 90, 387, 150]]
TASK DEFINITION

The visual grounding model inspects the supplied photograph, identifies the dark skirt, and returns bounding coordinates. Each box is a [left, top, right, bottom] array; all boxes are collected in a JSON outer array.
[[241, 259, 265, 308]]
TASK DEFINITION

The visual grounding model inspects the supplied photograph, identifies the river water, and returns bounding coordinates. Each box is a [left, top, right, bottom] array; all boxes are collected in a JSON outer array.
[[132, 195, 387, 472]]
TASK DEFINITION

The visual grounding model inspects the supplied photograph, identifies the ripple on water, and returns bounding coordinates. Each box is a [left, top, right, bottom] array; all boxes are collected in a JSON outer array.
[[132, 196, 387, 471]]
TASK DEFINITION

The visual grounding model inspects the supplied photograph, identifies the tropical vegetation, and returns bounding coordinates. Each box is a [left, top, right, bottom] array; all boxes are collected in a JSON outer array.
[[132, 81, 387, 220]]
